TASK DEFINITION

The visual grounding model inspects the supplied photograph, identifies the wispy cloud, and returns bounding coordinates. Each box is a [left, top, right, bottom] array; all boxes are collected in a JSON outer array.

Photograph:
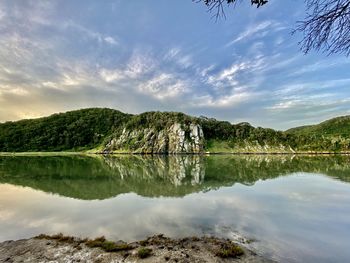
[[192, 90, 259, 108], [225, 20, 286, 47], [288, 58, 350, 76], [62, 20, 119, 46], [164, 48, 193, 69], [0, 5, 5, 21], [99, 51, 158, 83], [104, 36, 118, 45], [138, 73, 189, 100]]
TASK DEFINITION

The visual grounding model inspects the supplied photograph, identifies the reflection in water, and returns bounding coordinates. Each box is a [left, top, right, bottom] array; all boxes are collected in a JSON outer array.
[[0, 155, 350, 199], [0, 155, 350, 262]]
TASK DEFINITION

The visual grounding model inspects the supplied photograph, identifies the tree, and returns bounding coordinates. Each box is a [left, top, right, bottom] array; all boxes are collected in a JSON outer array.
[[199, 0, 350, 56], [294, 0, 350, 56], [201, 0, 268, 19]]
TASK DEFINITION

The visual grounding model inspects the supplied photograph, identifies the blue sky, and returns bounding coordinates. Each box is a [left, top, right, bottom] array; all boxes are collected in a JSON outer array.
[[0, 0, 349, 130]]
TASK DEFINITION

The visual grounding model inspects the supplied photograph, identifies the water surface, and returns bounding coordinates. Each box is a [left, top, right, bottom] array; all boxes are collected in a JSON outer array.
[[0, 155, 350, 262]]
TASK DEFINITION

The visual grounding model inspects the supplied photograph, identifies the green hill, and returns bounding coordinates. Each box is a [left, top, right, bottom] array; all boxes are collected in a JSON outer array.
[[0, 108, 130, 152], [286, 115, 350, 137], [0, 108, 349, 153]]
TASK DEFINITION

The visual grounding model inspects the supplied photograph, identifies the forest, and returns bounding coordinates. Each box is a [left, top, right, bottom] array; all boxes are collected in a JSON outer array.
[[0, 108, 349, 152]]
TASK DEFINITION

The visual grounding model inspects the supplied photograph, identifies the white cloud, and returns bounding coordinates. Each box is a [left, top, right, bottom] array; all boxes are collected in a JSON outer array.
[[62, 21, 119, 46], [104, 36, 118, 45], [164, 48, 180, 60], [289, 58, 350, 76], [225, 20, 286, 47], [204, 57, 265, 91], [267, 100, 301, 110], [198, 64, 216, 77], [217, 63, 249, 81], [99, 68, 124, 83], [208, 91, 257, 107], [164, 47, 193, 69], [99, 52, 157, 83], [127, 52, 157, 77], [0, 6, 5, 21], [275, 79, 350, 97], [139, 73, 188, 100]]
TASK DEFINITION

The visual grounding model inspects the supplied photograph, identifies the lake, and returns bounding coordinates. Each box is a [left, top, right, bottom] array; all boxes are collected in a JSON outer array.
[[0, 154, 349, 262]]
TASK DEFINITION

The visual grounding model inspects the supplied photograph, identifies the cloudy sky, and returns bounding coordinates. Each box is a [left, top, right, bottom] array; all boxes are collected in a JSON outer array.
[[0, 0, 349, 130]]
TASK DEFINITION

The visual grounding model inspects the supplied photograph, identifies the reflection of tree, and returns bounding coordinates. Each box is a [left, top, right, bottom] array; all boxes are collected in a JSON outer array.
[[0, 155, 349, 200]]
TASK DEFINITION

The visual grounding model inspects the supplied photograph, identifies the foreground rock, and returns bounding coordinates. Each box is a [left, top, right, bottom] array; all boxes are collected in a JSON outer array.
[[0, 234, 272, 263]]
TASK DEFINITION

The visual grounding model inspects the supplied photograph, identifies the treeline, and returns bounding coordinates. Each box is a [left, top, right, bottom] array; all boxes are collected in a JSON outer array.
[[199, 117, 350, 152], [0, 108, 349, 152], [0, 108, 130, 152], [123, 111, 196, 132]]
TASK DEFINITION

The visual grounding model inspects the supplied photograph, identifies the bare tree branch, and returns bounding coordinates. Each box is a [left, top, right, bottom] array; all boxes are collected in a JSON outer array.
[[198, 0, 350, 56], [294, 0, 350, 56], [196, 0, 268, 20]]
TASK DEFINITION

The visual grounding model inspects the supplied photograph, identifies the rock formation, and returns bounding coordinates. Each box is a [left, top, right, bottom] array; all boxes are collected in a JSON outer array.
[[104, 122, 204, 154]]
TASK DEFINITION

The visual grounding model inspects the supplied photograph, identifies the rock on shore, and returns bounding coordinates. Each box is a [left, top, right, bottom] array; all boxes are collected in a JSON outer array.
[[0, 234, 273, 263], [104, 123, 204, 154]]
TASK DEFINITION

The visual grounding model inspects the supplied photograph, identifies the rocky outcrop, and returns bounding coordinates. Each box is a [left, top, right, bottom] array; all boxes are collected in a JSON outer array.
[[0, 234, 272, 263], [104, 122, 204, 154]]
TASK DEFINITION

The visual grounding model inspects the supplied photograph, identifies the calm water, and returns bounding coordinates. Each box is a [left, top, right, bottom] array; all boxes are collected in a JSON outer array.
[[0, 155, 350, 262]]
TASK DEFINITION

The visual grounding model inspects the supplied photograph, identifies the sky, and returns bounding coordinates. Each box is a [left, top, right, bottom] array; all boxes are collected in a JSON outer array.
[[0, 0, 349, 130]]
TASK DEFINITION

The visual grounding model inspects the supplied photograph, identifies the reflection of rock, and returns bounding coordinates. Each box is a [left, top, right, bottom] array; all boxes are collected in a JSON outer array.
[[1, 155, 350, 200], [104, 122, 204, 153], [102, 155, 205, 186]]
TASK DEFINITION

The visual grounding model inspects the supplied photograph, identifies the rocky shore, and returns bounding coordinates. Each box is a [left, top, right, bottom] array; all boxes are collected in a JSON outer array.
[[0, 234, 273, 263]]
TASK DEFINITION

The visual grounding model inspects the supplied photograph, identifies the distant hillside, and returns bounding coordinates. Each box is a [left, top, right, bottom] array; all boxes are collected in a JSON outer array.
[[0, 108, 130, 152], [0, 108, 349, 153], [286, 115, 350, 137]]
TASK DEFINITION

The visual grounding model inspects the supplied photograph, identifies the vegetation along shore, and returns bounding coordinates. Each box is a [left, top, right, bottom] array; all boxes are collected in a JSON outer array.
[[0, 234, 272, 263], [0, 108, 350, 154]]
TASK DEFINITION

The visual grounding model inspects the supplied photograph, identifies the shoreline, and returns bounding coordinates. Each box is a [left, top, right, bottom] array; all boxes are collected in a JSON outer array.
[[0, 151, 350, 156], [0, 234, 273, 263]]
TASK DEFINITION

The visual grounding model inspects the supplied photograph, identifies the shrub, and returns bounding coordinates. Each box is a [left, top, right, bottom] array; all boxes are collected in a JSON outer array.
[[137, 247, 152, 258], [215, 244, 244, 258]]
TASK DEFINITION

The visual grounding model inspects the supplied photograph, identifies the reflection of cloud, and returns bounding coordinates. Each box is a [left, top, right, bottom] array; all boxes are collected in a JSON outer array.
[[1, 172, 350, 262]]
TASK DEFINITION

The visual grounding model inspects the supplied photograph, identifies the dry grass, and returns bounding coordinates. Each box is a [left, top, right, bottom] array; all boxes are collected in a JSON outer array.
[[215, 244, 244, 258]]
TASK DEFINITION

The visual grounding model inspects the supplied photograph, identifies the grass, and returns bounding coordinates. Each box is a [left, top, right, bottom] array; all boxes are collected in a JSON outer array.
[[139, 240, 148, 246], [35, 233, 246, 260], [215, 244, 244, 258], [137, 247, 152, 258], [35, 233, 75, 243], [85, 236, 133, 252], [0, 152, 85, 156], [36, 234, 133, 253], [205, 139, 234, 153]]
